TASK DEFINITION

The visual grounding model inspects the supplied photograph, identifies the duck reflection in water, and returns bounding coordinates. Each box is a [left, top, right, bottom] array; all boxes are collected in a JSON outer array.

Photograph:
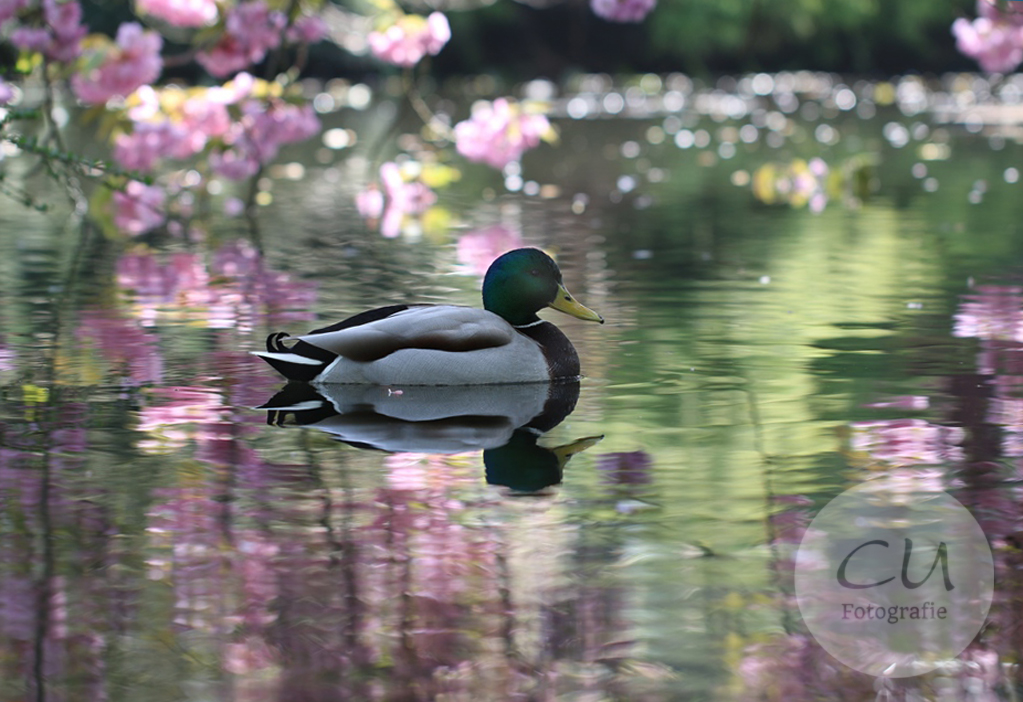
[[259, 381, 601, 493]]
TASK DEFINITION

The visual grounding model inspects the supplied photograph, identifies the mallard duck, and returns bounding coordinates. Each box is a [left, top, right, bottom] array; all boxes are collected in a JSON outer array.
[[253, 248, 604, 385]]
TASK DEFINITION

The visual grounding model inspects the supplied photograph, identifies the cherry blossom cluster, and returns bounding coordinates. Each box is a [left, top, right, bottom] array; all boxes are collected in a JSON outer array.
[[8, 0, 87, 62], [107, 73, 319, 234], [195, 1, 289, 77], [953, 0, 1023, 72], [454, 98, 555, 169], [353, 95, 560, 239], [368, 11, 451, 67], [0, 0, 658, 239], [590, 0, 657, 23], [135, 0, 217, 27], [353, 97, 559, 238], [72, 22, 163, 105]]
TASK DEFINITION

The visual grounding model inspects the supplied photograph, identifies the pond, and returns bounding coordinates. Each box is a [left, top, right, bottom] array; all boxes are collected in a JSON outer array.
[[2, 73, 1023, 701]]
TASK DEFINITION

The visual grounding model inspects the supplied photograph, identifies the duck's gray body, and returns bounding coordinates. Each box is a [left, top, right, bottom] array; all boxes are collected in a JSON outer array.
[[253, 304, 579, 385]]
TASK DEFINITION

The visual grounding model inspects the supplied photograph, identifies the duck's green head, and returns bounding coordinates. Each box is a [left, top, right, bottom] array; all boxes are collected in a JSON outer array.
[[482, 248, 604, 327]]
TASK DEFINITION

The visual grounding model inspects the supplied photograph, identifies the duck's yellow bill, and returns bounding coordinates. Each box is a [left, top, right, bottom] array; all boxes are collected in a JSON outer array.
[[549, 283, 604, 323]]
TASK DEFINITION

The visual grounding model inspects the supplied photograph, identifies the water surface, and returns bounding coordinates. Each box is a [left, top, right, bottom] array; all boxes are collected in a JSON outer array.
[[2, 77, 1023, 700]]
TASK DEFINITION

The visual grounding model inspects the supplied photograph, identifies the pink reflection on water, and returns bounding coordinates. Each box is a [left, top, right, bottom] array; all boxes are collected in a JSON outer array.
[[954, 285, 1023, 341], [0, 404, 128, 699], [954, 285, 1023, 374], [111, 179, 167, 235], [75, 310, 163, 385], [378, 161, 437, 239], [117, 240, 316, 330], [210, 240, 317, 331], [953, 285, 1023, 456], [596, 451, 653, 486], [0, 345, 16, 372], [117, 251, 212, 327], [849, 418, 964, 467], [136, 386, 227, 453], [738, 632, 863, 701], [133, 435, 634, 697], [455, 225, 525, 277], [861, 395, 929, 410]]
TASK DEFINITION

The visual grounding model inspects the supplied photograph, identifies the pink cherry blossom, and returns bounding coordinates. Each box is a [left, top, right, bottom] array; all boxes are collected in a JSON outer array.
[[590, 0, 656, 23], [205, 71, 256, 105], [196, 0, 286, 77], [112, 180, 166, 235], [113, 86, 237, 173], [210, 101, 320, 180], [286, 14, 328, 44], [71, 22, 163, 105], [11, 0, 87, 62], [953, 0, 1023, 72], [113, 122, 182, 172], [454, 98, 552, 169], [368, 12, 450, 67], [0, 79, 13, 105], [977, 0, 1023, 25], [135, 0, 218, 27], [0, 0, 26, 27], [178, 91, 232, 140], [117, 125, 193, 172], [208, 148, 262, 180], [953, 16, 1023, 72]]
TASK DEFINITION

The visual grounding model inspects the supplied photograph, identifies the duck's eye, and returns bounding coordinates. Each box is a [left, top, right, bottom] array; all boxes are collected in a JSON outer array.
[[530, 269, 541, 276]]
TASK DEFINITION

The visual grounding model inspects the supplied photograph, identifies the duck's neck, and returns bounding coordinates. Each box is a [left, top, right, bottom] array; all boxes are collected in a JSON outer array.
[[483, 294, 541, 327], [516, 320, 581, 379], [511, 316, 544, 329]]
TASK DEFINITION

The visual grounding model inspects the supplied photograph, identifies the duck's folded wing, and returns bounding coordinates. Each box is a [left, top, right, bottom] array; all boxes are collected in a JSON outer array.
[[296, 306, 515, 363]]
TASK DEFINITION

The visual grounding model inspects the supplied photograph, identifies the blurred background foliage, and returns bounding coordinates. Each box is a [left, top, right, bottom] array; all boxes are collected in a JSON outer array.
[[71, 0, 981, 80], [439, 0, 978, 77]]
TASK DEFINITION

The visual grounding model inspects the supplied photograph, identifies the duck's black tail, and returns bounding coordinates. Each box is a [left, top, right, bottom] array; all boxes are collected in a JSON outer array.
[[251, 332, 336, 382], [257, 381, 337, 426]]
